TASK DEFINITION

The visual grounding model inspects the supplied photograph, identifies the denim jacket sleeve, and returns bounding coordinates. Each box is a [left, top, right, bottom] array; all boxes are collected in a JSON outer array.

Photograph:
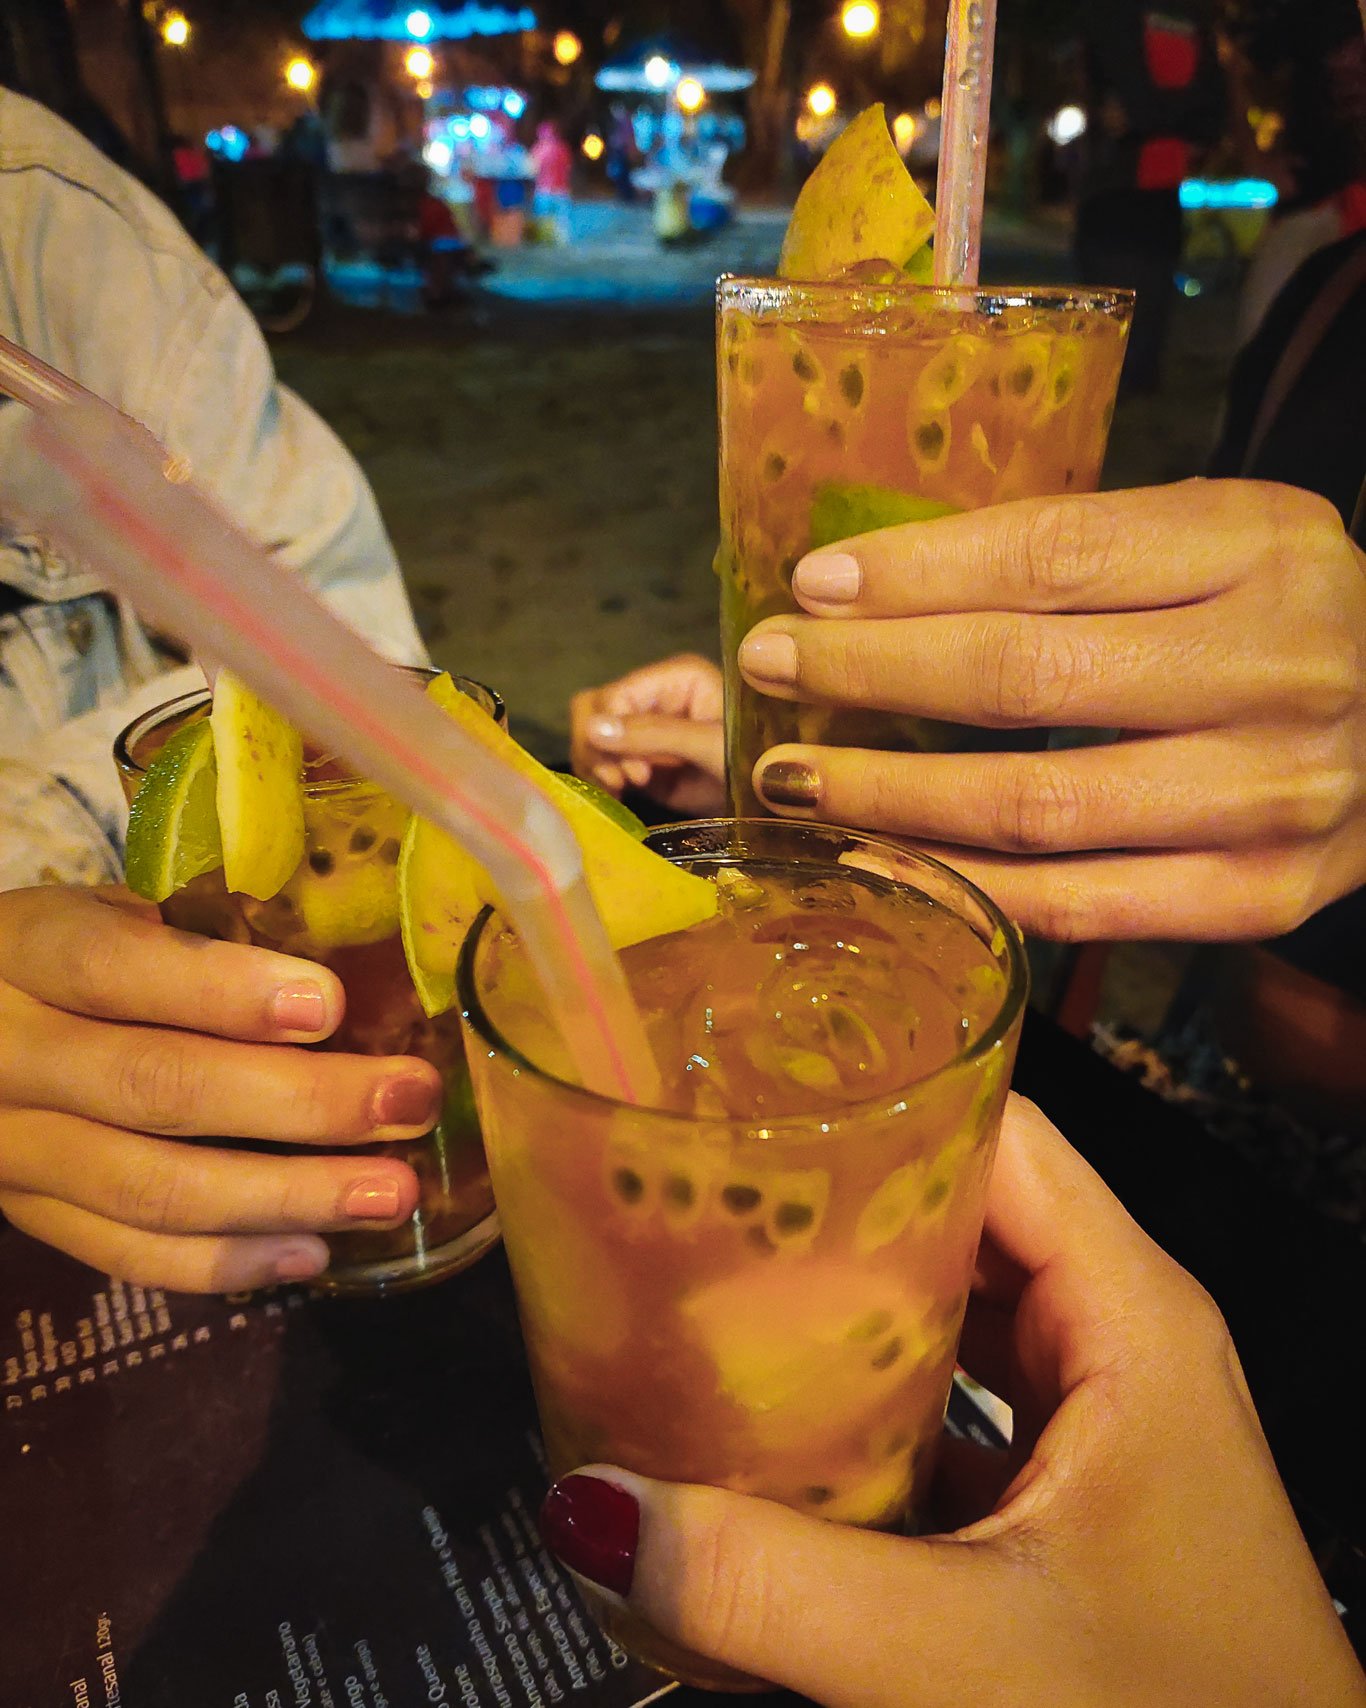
[[0, 89, 427, 665], [0, 93, 430, 890]]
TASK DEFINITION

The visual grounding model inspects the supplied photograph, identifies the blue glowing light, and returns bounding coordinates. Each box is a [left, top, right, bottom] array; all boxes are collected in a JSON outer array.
[[206, 125, 250, 162], [1179, 178, 1278, 211], [406, 10, 433, 37], [503, 90, 526, 118]]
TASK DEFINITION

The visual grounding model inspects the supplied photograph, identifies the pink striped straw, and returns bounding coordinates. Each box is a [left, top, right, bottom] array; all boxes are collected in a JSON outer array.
[[0, 333, 659, 1106]]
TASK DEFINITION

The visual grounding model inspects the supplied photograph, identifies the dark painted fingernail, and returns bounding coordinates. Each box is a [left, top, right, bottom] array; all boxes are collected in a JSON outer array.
[[271, 983, 328, 1032], [539, 1475, 639, 1597], [757, 759, 821, 808], [372, 1074, 439, 1128]]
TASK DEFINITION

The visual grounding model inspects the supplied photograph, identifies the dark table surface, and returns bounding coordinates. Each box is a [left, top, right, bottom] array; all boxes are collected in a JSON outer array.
[[3, 1010, 1362, 1705]]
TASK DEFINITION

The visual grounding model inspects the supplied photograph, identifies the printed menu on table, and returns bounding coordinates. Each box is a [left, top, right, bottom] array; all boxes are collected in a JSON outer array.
[[0, 1229, 675, 1708], [1, 1227, 1005, 1708]]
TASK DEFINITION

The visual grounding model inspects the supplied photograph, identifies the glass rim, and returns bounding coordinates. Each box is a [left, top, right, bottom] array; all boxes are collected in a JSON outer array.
[[717, 274, 1136, 316], [456, 817, 1029, 1137], [113, 666, 506, 781]]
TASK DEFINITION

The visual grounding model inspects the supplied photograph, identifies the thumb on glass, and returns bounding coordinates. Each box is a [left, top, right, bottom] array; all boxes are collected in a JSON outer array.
[[538, 1465, 1016, 1706]]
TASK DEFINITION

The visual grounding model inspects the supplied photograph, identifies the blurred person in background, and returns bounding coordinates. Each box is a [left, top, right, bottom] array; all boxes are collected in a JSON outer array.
[[531, 118, 573, 243], [1224, 0, 1366, 342], [1071, 0, 1226, 392]]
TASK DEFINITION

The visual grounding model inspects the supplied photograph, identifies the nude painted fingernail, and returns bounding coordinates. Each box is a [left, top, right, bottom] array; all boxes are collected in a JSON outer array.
[[587, 715, 625, 744], [794, 551, 861, 605], [738, 631, 798, 685], [757, 759, 821, 808], [274, 1242, 327, 1283], [372, 1074, 439, 1128], [344, 1178, 402, 1220], [271, 983, 327, 1032]]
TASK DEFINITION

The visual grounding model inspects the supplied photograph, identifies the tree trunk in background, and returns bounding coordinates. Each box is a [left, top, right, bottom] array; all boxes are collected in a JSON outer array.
[[727, 0, 792, 193]]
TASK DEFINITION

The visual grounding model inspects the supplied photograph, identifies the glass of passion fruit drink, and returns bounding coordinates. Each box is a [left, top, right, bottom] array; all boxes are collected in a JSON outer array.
[[718, 107, 1133, 812], [459, 818, 1027, 1691], [114, 669, 504, 1294]]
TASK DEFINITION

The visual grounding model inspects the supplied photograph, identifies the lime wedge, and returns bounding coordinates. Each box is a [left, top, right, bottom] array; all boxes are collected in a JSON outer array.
[[779, 104, 936, 282], [398, 803, 483, 1018], [809, 483, 959, 551], [397, 674, 716, 1016], [124, 717, 224, 903], [211, 669, 305, 900], [554, 773, 648, 840]]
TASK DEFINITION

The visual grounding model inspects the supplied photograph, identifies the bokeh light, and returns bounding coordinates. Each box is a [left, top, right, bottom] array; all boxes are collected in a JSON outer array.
[[285, 57, 316, 93], [806, 82, 837, 119], [582, 132, 605, 161], [676, 77, 706, 114], [841, 2, 880, 38], [553, 30, 582, 66], [404, 45, 435, 79], [161, 11, 190, 47]]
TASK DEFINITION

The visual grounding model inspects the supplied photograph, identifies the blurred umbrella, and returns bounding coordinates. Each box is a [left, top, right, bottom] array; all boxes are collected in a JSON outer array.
[[594, 35, 756, 95]]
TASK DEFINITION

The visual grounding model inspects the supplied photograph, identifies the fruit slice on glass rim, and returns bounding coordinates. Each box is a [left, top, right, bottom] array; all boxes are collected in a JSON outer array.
[[778, 102, 935, 282], [124, 716, 224, 904], [211, 668, 306, 900], [398, 675, 718, 1018]]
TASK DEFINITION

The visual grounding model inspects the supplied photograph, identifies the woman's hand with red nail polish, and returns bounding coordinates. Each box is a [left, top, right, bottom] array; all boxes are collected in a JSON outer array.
[[540, 1098, 1366, 1708], [0, 884, 428, 1293], [570, 654, 726, 817], [743, 481, 1366, 943]]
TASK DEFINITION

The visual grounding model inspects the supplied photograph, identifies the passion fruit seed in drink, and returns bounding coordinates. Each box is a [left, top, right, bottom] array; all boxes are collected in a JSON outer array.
[[124, 717, 224, 903], [778, 103, 935, 282], [210, 668, 306, 900], [397, 675, 716, 1017]]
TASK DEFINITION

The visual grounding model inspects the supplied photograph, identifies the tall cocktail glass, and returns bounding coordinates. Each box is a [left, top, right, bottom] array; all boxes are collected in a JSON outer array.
[[718, 279, 1134, 811], [458, 818, 1027, 1690], [114, 672, 505, 1294]]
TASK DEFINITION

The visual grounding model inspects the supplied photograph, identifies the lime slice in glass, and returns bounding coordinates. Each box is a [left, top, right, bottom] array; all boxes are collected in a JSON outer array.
[[124, 717, 224, 903], [809, 482, 959, 552], [554, 773, 648, 840]]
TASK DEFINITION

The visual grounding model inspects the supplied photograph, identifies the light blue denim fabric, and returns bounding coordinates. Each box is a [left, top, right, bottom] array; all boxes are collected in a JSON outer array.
[[0, 91, 429, 890]]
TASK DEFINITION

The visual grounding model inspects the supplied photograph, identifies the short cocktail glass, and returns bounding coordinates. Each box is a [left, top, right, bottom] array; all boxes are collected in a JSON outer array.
[[458, 818, 1027, 1690], [114, 672, 504, 1295], [718, 279, 1134, 811]]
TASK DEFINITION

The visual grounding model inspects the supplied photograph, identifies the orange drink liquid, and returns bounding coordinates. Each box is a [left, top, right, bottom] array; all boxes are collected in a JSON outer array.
[[459, 820, 1027, 1690], [115, 675, 504, 1294], [718, 280, 1133, 810]]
